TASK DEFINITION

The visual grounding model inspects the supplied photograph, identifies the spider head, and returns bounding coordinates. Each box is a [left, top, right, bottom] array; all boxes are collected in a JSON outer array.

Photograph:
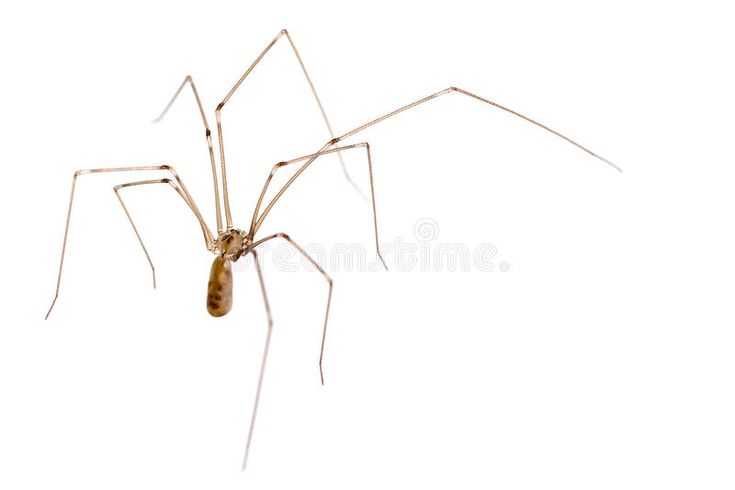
[[212, 229, 253, 262]]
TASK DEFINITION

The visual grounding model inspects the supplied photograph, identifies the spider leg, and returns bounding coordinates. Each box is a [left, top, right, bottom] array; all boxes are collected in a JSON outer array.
[[249, 142, 387, 270], [114, 178, 214, 289], [153, 76, 223, 233], [216, 28, 355, 230], [242, 248, 272, 472], [45, 165, 213, 320], [243, 233, 333, 469], [251, 232, 333, 384], [254, 86, 621, 233]]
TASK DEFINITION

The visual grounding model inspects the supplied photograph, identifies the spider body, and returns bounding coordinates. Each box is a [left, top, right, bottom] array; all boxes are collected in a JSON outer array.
[[208, 229, 252, 316]]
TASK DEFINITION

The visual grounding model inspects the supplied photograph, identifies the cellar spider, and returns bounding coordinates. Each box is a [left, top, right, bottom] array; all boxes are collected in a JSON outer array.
[[44, 29, 620, 470]]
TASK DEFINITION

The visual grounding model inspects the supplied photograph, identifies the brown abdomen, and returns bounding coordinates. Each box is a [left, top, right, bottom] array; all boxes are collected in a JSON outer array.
[[207, 256, 233, 317]]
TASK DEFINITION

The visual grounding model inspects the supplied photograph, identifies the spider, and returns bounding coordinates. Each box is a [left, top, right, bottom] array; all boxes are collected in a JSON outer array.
[[44, 29, 619, 470]]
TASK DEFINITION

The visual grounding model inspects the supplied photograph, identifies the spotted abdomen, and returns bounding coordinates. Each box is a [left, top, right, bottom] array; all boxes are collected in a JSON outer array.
[[207, 256, 233, 317]]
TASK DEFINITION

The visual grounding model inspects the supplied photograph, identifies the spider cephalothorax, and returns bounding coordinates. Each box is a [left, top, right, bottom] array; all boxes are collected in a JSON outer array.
[[213, 228, 252, 261], [207, 229, 252, 316]]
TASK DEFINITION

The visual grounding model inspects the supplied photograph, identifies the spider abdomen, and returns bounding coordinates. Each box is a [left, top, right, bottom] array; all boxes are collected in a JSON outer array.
[[207, 255, 233, 317]]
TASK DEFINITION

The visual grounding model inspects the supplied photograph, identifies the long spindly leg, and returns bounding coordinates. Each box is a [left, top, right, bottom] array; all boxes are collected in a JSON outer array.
[[114, 178, 214, 289], [243, 237, 334, 469], [249, 143, 387, 270], [153, 76, 224, 234], [216, 28, 355, 230], [45, 165, 213, 320], [253, 86, 622, 234], [337, 87, 621, 171], [251, 232, 334, 386], [243, 248, 272, 472]]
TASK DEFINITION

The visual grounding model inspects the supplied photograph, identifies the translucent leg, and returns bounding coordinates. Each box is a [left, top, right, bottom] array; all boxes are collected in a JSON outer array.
[[242, 234, 333, 471], [114, 177, 215, 289], [250, 142, 387, 270], [153, 76, 223, 233], [242, 248, 272, 472], [215, 29, 356, 229], [254, 86, 621, 234], [251, 232, 333, 385], [45, 165, 212, 319]]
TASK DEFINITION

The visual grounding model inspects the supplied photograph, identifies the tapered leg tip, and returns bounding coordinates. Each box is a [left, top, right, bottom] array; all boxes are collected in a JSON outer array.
[[378, 254, 389, 272], [45, 298, 57, 320]]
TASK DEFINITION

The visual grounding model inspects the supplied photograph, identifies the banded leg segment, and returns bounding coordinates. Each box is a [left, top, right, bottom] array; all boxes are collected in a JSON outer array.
[[216, 29, 352, 230], [154, 76, 223, 234], [250, 143, 387, 269], [45, 165, 213, 319], [114, 178, 214, 289]]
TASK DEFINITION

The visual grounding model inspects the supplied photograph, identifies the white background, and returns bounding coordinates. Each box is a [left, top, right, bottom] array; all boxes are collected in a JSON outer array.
[[1, 1, 734, 488]]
